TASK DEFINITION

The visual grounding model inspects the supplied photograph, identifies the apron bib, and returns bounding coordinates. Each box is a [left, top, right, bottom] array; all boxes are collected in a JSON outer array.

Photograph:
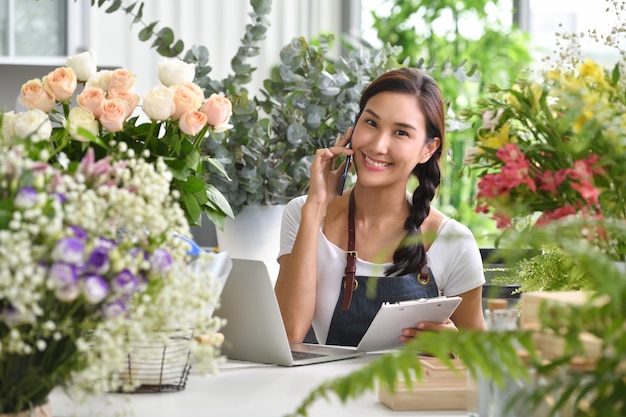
[[326, 268, 439, 346]]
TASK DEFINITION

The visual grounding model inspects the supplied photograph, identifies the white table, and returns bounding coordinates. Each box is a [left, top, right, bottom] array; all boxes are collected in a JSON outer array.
[[50, 354, 476, 417]]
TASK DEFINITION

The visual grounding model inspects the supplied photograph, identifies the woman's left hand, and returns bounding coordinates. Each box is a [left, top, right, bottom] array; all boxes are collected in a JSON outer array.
[[399, 319, 458, 343]]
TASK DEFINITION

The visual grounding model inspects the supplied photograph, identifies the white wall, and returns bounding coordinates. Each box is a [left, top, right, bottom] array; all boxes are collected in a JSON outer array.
[[88, 0, 344, 95]]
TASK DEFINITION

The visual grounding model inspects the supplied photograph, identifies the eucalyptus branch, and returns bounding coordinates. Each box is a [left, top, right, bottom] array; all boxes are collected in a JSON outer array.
[[88, 0, 185, 58]]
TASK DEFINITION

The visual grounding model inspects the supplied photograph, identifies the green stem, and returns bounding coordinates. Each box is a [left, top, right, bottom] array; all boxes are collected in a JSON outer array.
[[192, 124, 211, 149]]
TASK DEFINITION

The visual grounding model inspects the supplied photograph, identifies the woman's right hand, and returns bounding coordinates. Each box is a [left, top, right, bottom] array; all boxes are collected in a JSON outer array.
[[307, 128, 354, 206]]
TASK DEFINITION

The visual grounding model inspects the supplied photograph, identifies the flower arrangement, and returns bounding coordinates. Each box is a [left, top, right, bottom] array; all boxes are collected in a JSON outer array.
[[3, 51, 234, 228], [462, 57, 626, 260], [0, 144, 224, 414], [0, 53, 229, 414]]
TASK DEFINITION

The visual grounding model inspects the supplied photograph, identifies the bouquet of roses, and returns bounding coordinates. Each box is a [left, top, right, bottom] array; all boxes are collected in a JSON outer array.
[[2, 51, 234, 228]]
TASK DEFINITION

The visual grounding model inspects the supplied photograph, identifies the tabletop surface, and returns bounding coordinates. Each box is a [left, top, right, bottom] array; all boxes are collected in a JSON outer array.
[[49, 354, 477, 417]]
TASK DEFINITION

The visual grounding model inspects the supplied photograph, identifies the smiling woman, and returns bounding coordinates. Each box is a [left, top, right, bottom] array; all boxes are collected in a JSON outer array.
[[274, 67, 486, 348]]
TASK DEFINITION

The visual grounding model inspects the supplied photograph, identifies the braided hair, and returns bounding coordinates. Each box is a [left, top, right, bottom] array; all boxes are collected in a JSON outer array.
[[356, 68, 445, 277]]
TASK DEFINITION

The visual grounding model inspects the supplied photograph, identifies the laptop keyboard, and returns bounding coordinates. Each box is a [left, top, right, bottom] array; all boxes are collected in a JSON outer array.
[[291, 350, 327, 361]]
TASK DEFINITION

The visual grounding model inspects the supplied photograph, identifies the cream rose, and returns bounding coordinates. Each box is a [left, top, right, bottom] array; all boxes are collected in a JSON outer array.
[[98, 98, 128, 132], [66, 51, 97, 82], [86, 70, 113, 92], [0, 111, 16, 145], [200, 93, 233, 130], [13, 109, 52, 143], [158, 59, 196, 87], [143, 85, 176, 121], [109, 68, 137, 92], [171, 83, 204, 120], [108, 88, 140, 118], [42, 67, 77, 101], [77, 87, 105, 117], [64, 107, 99, 142], [19, 79, 56, 113], [179, 110, 208, 136]]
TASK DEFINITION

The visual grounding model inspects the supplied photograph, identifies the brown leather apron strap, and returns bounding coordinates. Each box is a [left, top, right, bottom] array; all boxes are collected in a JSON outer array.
[[342, 190, 357, 311]]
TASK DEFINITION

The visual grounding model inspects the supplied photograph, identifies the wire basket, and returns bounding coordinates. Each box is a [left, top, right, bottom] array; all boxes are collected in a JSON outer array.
[[120, 328, 194, 393]]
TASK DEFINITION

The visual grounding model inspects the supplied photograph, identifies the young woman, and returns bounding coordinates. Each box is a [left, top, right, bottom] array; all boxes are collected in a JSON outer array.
[[275, 67, 486, 347]]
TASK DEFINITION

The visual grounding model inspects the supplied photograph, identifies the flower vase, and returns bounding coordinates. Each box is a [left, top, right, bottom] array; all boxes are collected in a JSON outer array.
[[0, 401, 52, 417], [215, 204, 285, 285]]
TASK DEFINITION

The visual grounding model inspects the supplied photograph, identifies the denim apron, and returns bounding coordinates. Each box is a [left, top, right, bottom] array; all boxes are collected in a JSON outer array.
[[325, 267, 440, 347]]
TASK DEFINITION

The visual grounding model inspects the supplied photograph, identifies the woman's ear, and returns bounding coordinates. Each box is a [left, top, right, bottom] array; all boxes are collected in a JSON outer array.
[[419, 137, 441, 164]]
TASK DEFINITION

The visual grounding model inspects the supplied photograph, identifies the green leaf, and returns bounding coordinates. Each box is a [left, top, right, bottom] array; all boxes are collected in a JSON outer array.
[[206, 184, 234, 219], [155, 27, 175, 45], [105, 0, 122, 13], [138, 22, 157, 42]]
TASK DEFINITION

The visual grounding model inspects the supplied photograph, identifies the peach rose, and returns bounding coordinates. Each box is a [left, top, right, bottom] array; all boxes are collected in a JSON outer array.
[[77, 87, 105, 117], [98, 98, 128, 132], [171, 83, 204, 120], [158, 59, 196, 87], [64, 107, 98, 142], [108, 68, 137, 92], [19, 79, 56, 113], [43, 67, 77, 101], [86, 70, 113, 91], [143, 85, 176, 121], [179, 110, 208, 136], [108, 88, 140, 118], [200, 93, 232, 130], [13, 109, 52, 143], [66, 51, 97, 82]]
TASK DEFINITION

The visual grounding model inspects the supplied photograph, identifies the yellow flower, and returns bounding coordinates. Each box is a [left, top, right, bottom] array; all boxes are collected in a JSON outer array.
[[478, 123, 513, 149], [578, 58, 606, 85]]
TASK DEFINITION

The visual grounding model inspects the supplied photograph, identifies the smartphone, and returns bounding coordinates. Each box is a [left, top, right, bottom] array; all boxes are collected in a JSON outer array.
[[337, 140, 352, 196]]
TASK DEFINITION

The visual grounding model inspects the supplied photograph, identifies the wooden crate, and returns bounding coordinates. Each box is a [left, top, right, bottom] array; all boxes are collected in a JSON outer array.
[[520, 291, 604, 362], [378, 357, 477, 411]]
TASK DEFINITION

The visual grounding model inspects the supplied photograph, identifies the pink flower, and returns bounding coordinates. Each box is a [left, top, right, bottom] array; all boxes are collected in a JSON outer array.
[[42, 67, 77, 101], [98, 98, 128, 132], [77, 87, 106, 117], [171, 83, 204, 120], [179, 110, 207, 136], [535, 204, 578, 226], [200, 93, 232, 130], [108, 88, 140, 118], [19, 79, 56, 113], [108, 68, 137, 92], [571, 179, 601, 205]]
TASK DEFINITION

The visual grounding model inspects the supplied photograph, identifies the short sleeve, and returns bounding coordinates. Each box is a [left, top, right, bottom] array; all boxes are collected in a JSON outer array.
[[278, 195, 307, 259]]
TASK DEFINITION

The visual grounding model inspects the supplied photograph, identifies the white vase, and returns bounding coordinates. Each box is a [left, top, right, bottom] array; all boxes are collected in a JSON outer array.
[[215, 204, 285, 285]]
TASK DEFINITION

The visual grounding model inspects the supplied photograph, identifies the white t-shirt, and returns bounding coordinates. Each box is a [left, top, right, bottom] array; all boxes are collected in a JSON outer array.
[[278, 195, 486, 344]]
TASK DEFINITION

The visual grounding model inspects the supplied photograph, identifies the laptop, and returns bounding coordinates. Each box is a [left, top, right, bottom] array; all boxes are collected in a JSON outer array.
[[215, 258, 363, 366]]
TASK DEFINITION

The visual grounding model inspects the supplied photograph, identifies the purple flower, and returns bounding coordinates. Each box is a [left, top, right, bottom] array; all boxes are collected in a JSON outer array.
[[85, 246, 110, 275], [112, 269, 139, 294], [52, 237, 85, 266], [81, 274, 109, 304], [48, 262, 79, 302], [69, 225, 88, 240], [14, 187, 37, 209], [101, 300, 128, 319], [53, 192, 67, 204], [150, 248, 173, 275]]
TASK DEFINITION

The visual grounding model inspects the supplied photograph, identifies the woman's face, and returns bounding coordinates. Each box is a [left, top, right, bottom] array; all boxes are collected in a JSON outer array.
[[351, 91, 440, 189]]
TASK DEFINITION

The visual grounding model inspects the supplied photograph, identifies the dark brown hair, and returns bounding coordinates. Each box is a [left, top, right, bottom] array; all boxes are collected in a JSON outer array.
[[357, 67, 445, 276]]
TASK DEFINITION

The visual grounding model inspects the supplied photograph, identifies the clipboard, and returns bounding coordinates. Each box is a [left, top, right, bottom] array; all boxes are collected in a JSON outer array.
[[356, 296, 462, 352]]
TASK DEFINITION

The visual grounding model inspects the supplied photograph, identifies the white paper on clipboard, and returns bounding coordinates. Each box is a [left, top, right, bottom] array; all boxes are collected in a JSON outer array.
[[356, 296, 462, 353]]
